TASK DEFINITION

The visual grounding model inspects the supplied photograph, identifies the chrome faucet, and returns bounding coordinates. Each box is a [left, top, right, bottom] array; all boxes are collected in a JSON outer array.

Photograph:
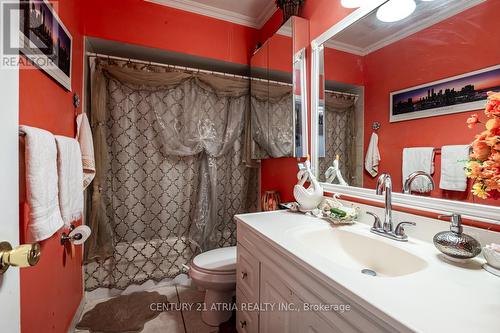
[[376, 173, 393, 232], [403, 171, 435, 194], [368, 173, 416, 242]]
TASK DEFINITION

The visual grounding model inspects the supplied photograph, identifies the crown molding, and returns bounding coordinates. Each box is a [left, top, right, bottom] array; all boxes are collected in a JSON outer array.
[[145, 0, 278, 29], [324, 40, 364, 56], [256, 0, 279, 29], [324, 0, 485, 56], [277, 24, 292, 37]]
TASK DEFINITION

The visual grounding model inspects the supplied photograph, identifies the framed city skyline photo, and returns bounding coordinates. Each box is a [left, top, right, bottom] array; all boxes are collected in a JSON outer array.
[[19, 0, 72, 90], [390, 64, 500, 122]]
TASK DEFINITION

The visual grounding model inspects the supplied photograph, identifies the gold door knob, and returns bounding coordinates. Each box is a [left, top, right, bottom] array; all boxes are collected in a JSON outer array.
[[0, 241, 41, 274]]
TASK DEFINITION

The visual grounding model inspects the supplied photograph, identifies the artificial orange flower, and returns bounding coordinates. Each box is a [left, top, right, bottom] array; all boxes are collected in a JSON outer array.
[[465, 160, 482, 178], [490, 152, 500, 163], [485, 175, 500, 191], [481, 160, 499, 177], [472, 182, 489, 199], [485, 117, 500, 135], [468, 91, 500, 199], [471, 139, 491, 161], [484, 133, 499, 147], [485, 91, 500, 117], [466, 113, 480, 128]]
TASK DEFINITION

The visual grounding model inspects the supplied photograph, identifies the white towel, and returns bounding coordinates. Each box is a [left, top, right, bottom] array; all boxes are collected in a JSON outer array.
[[76, 112, 95, 189], [55, 135, 84, 226], [402, 147, 435, 193], [439, 145, 469, 191], [20, 125, 64, 241], [365, 133, 380, 177]]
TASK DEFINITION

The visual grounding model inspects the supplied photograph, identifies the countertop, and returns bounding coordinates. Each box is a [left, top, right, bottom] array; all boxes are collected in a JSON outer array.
[[235, 210, 500, 333]]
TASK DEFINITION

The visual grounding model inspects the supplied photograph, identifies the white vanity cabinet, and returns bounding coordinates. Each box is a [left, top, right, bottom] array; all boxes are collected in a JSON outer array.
[[236, 218, 405, 333], [258, 263, 299, 333], [237, 241, 341, 333], [259, 263, 338, 333]]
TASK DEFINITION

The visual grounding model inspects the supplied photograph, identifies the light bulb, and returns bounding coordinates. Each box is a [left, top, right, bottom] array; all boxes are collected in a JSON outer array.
[[341, 0, 362, 8], [376, 0, 416, 23]]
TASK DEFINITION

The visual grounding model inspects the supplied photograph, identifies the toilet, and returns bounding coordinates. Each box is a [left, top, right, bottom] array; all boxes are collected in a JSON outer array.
[[189, 246, 237, 326]]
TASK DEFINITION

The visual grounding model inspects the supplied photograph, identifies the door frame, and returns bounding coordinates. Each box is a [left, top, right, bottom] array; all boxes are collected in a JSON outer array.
[[0, 0, 20, 331]]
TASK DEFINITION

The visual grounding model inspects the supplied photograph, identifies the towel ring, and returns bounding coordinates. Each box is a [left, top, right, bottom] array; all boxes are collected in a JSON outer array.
[[372, 122, 381, 131]]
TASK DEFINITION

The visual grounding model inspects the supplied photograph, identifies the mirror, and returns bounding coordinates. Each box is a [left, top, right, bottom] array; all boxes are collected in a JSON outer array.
[[250, 16, 309, 159], [313, 0, 500, 207]]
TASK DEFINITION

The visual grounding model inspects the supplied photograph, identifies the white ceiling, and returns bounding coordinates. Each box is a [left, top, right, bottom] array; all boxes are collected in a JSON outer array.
[[146, 0, 277, 28], [326, 0, 485, 55]]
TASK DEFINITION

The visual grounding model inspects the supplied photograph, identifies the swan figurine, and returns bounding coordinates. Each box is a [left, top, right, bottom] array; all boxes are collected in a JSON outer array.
[[293, 159, 324, 211], [324, 155, 348, 186]]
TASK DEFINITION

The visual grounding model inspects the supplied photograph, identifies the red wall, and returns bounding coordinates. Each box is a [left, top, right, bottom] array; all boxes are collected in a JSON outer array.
[[324, 48, 364, 86], [82, 0, 258, 65], [19, 0, 84, 332], [363, 1, 500, 206], [269, 34, 293, 73]]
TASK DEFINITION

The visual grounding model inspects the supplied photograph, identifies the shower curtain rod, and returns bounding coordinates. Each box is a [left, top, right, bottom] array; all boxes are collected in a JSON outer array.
[[86, 52, 250, 79], [86, 52, 292, 87], [325, 89, 358, 98]]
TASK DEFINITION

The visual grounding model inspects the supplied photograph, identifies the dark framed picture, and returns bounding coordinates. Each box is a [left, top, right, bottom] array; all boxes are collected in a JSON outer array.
[[390, 64, 500, 122], [19, 0, 72, 90]]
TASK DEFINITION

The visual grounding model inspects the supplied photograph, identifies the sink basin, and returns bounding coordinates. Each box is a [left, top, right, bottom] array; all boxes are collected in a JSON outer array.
[[292, 227, 428, 277]]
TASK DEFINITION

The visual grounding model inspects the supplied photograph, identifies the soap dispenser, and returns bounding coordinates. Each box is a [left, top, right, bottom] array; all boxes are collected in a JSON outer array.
[[433, 213, 481, 261]]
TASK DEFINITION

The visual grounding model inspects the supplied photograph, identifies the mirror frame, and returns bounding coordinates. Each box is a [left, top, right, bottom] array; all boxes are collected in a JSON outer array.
[[310, 0, 500, 225], [294, 47, 309, 158]]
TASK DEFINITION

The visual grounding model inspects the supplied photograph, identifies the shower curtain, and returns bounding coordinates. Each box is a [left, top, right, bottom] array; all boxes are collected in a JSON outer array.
[[318, 92, 357, 185], [250, 79, 294, 159], [84, 58, 258, 290]]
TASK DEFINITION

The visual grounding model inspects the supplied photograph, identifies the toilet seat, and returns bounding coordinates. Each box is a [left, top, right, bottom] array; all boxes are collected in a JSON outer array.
[[189, 264, 236, 286], [192, 246, 236, 272]]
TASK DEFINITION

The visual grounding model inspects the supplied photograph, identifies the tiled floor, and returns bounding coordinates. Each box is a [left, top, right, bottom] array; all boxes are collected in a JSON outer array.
[[74, 285, 221, 333]]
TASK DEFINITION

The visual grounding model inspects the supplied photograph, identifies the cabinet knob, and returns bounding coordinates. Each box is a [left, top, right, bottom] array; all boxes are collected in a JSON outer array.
[[0, 241, 41, 274], [240, 320, 247, 328], [241, 271, 248, 280]]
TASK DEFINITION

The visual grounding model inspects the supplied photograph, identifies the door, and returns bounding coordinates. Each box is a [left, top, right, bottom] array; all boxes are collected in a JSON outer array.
[[0, 0, 20, 331]]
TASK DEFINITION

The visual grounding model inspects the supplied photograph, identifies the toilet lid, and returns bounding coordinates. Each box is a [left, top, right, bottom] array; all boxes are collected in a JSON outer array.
[[193, 246, 236, 271]]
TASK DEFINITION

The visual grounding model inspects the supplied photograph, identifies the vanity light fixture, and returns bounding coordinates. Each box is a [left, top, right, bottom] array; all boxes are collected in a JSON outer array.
[[376, 0, 417, 23], [340, 0, 362, 8]]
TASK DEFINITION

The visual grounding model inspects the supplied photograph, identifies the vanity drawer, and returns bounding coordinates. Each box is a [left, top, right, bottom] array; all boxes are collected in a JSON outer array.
[[236, 287, 259, 333], [237, 243, 260, 303]]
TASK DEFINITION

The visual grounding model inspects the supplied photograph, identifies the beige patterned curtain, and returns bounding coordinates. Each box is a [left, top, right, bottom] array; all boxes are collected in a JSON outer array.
[[250, 80, 293, 159], [84, 58, 258, 290], [250, 79, 271, 159], [318, 92, 357, 185]]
